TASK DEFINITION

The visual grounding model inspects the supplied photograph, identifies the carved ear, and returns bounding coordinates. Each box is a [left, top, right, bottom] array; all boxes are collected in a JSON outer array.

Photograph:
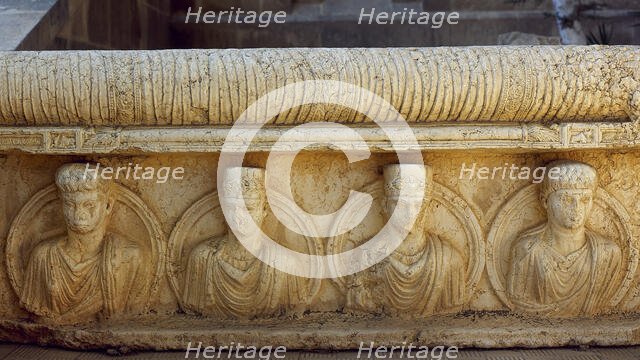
[[105, 196, 115, 215], [540, 192, 548, 210]]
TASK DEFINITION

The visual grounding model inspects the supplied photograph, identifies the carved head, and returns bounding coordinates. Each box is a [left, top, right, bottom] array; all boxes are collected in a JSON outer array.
[[221, 167, 267, 237], [56, 163, 113, 234], [383, 164, 433, 232], [541, 160, 597, 230]]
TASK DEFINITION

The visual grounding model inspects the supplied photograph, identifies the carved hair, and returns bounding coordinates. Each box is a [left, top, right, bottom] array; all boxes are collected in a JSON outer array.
[[541, 160, 597, 202], [383, 164, 433, 200], [55, 163, 111, 196]]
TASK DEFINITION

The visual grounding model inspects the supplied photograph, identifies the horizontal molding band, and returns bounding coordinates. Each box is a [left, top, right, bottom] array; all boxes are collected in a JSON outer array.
[[1, 315, 638, 350], [0, 123, 637, 154], [0, 47, 638, 127]]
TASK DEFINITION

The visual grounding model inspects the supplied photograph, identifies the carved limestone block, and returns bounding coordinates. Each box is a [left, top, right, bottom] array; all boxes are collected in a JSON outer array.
[[6, 163, 165, 324], [329, 164, 484, 317], [488, 160, 638, 317], [0, 47, 638, 349], [168, 167, 321, 319]]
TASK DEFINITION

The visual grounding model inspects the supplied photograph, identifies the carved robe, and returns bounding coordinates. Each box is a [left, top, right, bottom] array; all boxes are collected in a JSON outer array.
[[182, 233, 305, 318], [348, 233, 465, 316], [21, 234, 141, 323], [507, 224, 623, 316]]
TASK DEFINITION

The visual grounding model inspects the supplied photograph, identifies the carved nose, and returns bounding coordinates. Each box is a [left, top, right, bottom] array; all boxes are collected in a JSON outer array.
[[75, 211, 89, 222]]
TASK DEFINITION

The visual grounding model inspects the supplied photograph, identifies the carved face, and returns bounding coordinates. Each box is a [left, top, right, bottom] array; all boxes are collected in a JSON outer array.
[[383, 196, 426, 232], [222, 196, 266, 237], [61, 190, 110, 234], [545, 189, 594, 230]]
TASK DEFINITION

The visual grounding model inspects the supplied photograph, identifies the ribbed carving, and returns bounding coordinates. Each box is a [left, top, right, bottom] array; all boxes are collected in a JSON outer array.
[[0, 47, 637, 126]]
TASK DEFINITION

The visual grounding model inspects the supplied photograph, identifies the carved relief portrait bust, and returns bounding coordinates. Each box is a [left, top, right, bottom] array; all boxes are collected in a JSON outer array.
[[180, 166, 312, 319], [19, 164, 142, 324], [181, 167, 268, 318], [346, 164, 467, 317], [506, 160, 623, 316]]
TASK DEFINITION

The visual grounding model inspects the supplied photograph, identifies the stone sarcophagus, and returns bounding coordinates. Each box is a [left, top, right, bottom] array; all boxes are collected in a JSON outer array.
[[0, 46, 639, 350]]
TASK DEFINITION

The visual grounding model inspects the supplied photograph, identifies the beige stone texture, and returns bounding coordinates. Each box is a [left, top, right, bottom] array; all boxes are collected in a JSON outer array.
[[0, 47, 637, 126], [0, 47, 639, 349]]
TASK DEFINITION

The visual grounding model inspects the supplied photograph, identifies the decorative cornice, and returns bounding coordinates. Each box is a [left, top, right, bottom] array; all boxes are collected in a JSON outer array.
[[0, 123, 638, 154]]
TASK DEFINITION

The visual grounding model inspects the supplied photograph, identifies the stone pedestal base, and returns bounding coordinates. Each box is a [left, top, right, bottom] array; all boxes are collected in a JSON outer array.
[[3, 314, 640, 351]]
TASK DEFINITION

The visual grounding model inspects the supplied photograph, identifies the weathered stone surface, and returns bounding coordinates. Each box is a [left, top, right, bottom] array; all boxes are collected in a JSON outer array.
[[2, 150, 640, 348], [0, 47, 637, 126], [1, 47, 640, 350], [1, 122, 640, 154], [3, 314, 640, 350]]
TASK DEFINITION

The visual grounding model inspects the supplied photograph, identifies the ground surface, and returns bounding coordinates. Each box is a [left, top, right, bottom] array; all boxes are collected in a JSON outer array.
[[0, 0, 56, 49], [0, 344, 639, 359]]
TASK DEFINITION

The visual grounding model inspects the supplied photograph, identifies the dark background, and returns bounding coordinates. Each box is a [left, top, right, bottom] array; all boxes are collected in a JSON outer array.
[[10, 0, 640, 50]]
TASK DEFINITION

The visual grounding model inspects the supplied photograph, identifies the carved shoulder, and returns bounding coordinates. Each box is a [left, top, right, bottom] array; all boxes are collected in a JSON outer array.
[[510, 226, 545, 262], [28, 238, 61, 264], [30, 241, 53, 259], [591, 232, 622, 260]]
